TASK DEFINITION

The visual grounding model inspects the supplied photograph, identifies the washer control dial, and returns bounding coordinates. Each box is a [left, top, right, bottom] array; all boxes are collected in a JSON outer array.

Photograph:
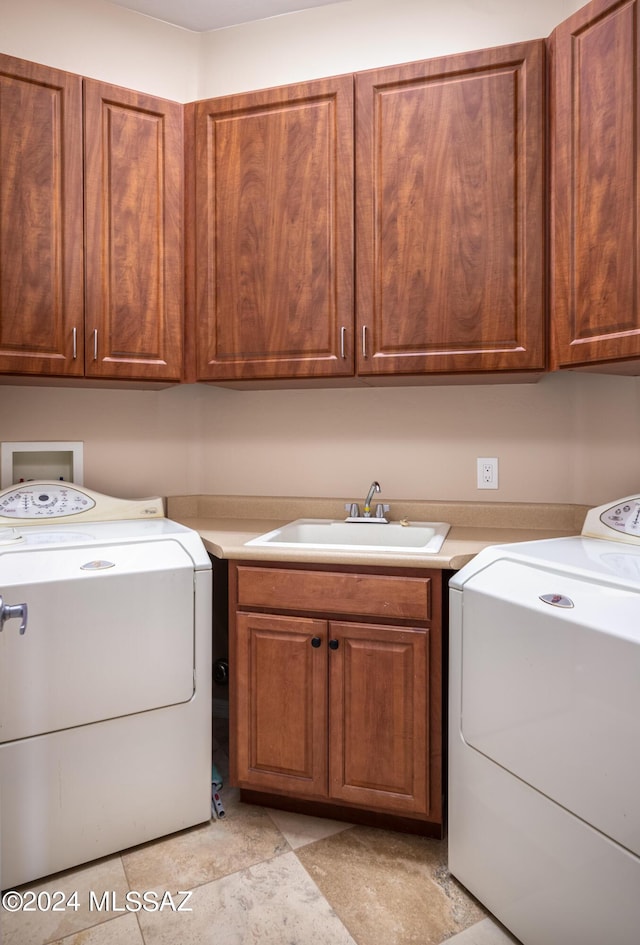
[[599, 500, 640, 536], [0, 484, 96, 519], [582, 494, 640, 545]]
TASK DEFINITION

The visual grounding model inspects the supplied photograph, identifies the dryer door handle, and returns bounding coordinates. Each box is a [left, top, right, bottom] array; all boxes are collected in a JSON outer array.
[[0, 595, 28, 635]]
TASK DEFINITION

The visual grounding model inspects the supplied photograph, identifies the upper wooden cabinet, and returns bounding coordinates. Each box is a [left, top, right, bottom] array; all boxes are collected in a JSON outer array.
[[0, 55, 84, 377], [84, 80, 184, 381], [550, 0, 640, 373], [187, 43, 545, 385], [186, 77, 354, 382], [356, 41, 547, 379], [0, 57, 184, 383]]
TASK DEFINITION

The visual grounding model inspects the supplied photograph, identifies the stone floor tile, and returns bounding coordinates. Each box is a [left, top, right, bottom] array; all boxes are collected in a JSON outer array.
[[296, 826, 487, 945], [121, 792, 289, 893], [444, 916, 522, 945], [2, 856, 129, 945], [136, 850, 357, 945], [53, 913, 145, 945], [266, 808, 354, 849]]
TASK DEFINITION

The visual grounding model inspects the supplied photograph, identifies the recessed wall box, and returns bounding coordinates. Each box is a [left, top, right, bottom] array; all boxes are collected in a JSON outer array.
[[1, 441, 84, 488]]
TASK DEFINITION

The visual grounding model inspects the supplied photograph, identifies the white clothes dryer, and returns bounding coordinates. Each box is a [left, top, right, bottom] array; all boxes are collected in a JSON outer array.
[[449, 495, 640, 945], [0, 482, 212, 889]]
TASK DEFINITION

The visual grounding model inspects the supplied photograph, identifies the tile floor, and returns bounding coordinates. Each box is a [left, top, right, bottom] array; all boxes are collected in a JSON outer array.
[[2, 720, 521, 945]]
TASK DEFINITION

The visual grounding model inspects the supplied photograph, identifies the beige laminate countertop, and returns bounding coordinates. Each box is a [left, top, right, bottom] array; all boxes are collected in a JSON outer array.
[[167, 495, 589, 571]]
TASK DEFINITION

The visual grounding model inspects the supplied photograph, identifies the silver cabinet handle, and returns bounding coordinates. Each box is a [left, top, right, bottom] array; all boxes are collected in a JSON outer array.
[[340, 326, 346, 359], [362, 325, 368, 358], [93, 329, 98, 361], [0, 595, 28, 635], [72, 326, 77, 359]]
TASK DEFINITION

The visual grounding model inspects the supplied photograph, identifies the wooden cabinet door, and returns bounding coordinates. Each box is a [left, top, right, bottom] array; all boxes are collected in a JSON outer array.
[[188, 76, 354, 382], [328, 621, 431, 816], [234, 612, 328, 797], [356, 41, 546, 378], [84, 80, 184, 381], [550, 0, 640, 372], [0, 55, 84, 377]]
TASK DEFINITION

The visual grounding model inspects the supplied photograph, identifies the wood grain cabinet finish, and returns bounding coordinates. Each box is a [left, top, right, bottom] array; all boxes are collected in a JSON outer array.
[[230, 563, 442, 826], [0, 55, 84, 377], [356, 41, 546, 378], [187, 77, 354, 382], [235, 565, 431, 621], [328, 621, 430, 815], [550, 0, 640, 372], [0, 58, 183, 383], [84, 80, 184, 381], [234, 612, 329, 798]]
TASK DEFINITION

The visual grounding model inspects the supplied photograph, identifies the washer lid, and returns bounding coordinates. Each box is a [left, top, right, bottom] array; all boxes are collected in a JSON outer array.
[[0, 540, 196, 742], [0, 517, 211, 569], [451, 534, 640, 591]]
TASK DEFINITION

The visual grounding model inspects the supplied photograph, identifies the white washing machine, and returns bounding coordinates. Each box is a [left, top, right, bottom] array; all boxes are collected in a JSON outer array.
[[0, 481, 212, 889], [449, 495, 640, 945]]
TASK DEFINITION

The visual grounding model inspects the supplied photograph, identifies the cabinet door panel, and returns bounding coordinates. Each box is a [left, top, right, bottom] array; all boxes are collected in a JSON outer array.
[[357, 41, 545, 377], [0, 55, 83, 376], [190, 77, 354, 381], [329, 622, 429, 815], [550, 0, 640, 369], [235, 613, 328, 796], [84, 80, 183, 380]]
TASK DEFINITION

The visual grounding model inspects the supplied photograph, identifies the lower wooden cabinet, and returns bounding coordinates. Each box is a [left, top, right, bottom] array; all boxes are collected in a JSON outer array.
[[229, 562, 443, 830], [235, 612, 329, 798]]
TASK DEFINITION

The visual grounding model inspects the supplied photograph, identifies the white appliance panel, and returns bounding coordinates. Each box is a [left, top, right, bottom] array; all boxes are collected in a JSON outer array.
[[450, 523, 640, 945], [449, 590, 640, 945], [461, 558, 640, 857], [0, 566, 211, 888], [0, 482, 212, 890], [0, 541, 195, 742]]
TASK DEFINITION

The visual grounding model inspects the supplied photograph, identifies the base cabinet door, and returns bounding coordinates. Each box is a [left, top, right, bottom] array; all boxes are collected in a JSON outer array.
[[234, 612, 328, 797], [550, 0, 640, 372], [328, 621, 430, 816]]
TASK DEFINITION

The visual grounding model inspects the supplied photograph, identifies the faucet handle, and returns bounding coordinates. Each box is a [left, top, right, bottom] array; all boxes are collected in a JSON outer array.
[[345, 502, 360, 518], [375, 503, 390, 519]]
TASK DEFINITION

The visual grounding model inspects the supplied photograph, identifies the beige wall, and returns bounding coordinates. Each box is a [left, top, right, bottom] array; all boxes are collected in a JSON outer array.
[[0, 0, 201, 100], [2, 373, 639, 507], [199, 0, 587, 97], [1, 0, 638, 509], [0, 0, 587, 100]]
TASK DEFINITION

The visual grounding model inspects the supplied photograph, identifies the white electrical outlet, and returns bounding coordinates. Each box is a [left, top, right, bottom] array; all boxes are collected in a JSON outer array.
[[477, 457, 498, 489]]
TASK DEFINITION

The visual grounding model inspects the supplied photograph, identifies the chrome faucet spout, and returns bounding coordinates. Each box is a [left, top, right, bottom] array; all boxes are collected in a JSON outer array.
[[363, 481, 381, 515]]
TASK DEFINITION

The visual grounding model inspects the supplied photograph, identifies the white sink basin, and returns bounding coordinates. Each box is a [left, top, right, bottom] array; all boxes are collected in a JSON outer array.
[[245, 518, 450, 554]]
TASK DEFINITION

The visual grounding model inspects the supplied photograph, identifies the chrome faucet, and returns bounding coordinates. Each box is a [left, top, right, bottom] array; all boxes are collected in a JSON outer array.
[[344, 481, 389, 521], [363, 481, 381, 517]]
